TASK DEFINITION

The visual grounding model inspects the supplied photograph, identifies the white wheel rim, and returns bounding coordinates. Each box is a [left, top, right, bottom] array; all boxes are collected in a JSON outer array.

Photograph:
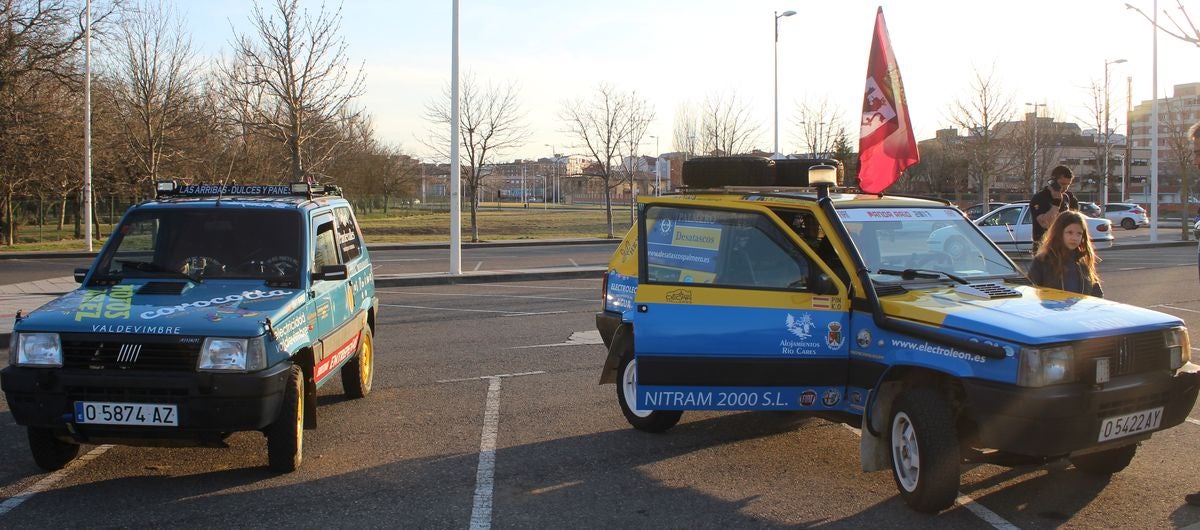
[[891, 411, 920, 492], [622, 359, 652, 418]]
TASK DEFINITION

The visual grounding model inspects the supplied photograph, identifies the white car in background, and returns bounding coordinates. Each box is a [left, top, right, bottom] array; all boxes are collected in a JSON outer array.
[[1103, 202, 1150, 230], [928, 201, 1114, 258]]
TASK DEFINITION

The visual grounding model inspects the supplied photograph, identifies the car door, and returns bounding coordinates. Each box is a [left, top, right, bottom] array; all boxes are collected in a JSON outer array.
[[308, 211, 353, 383], [631, 202, 851, 412], [975, 205, 1024, 253]]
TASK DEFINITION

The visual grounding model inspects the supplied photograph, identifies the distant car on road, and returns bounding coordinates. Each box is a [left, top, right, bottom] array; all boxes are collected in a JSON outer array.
[[929, 201, 1113, 257], [962, 202, 1007, 220], [1104, 203, 1149, 230], [1079, 202, 1102, 218]]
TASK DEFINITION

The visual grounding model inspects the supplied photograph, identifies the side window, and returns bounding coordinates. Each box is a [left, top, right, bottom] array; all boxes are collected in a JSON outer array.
[[106, 218, 159, 273], [980, 208, 1020, 226], [333, 206, 363, 262], [644, 206, 810, 291], [313, 215, 340, 271], [1020, 206, 1034, 225]]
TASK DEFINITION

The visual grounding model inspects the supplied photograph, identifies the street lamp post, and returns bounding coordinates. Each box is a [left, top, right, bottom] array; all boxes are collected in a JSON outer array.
[[1025, 102, 1046, 195], [1103, 58, 1126, 206], [773, 9, 796, 156]]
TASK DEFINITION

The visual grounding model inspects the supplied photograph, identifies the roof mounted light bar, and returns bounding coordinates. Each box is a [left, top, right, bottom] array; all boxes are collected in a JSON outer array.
[[154, 181, 342, 199]]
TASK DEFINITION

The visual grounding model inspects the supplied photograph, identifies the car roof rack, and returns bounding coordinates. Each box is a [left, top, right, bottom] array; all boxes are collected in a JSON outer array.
[[154, 181, 343, 200]]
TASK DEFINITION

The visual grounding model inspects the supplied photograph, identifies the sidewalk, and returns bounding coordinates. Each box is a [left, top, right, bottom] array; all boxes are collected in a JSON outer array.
[[0, 266, 607, 344]]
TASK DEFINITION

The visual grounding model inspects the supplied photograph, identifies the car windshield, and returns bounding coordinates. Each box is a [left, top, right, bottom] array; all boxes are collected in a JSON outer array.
[[836, 207, 1021, 283], [95, 208, 302, 284]]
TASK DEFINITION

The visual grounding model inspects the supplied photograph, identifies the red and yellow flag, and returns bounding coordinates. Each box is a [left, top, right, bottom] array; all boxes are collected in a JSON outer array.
[[858, 7, 919, 194]]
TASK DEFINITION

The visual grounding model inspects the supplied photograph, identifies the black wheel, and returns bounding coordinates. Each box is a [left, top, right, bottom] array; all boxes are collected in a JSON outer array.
[[1121, 217, 1137, 230], [889, 387, 960, 513], [341, 325, 374, 398], [1069, 443, 1137, 475], [267, 365, 304, 472], [616, 345, 682, 433], [27, 427, 80, 471]]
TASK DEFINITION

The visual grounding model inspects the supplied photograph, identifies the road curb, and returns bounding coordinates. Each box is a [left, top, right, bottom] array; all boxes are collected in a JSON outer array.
[[375, 267, 606, 287]]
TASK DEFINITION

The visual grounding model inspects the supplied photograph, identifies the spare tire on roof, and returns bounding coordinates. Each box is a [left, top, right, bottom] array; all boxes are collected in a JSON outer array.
[[682, 156, 775, 188]]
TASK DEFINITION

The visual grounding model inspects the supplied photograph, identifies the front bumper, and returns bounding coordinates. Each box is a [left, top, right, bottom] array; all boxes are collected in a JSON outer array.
[[961, 365, 1200, 456], [1, 362, 292, 446]]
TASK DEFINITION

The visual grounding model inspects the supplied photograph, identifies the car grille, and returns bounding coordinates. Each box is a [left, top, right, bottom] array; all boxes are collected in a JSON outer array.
[[1074, 331, 1168, 379], [61, 335, 201, 372]]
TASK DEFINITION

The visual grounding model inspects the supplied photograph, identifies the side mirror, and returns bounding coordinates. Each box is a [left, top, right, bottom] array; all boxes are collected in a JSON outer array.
[[812, 272, 839, 296], [74, 268, 89, 283], [312, 264, 348, 282]]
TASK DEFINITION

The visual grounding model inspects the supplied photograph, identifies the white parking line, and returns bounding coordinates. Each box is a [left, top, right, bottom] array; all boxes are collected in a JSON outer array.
[[839, 422, 1018, 529], [438, 371, 545, 530], [471, 283, 595, 290], [474, 261, 483, 271], [568, 259, 579, 267], [0, 444, 113, 517], [1152, 304, 1200, 314], [469, 376, 500, 530], [1186, 418, 1200, 427]]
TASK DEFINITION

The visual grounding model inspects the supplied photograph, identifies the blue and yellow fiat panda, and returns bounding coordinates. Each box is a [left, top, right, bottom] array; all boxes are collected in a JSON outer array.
[[2, 182, 376, 472], [596, 157, 1199, 513]]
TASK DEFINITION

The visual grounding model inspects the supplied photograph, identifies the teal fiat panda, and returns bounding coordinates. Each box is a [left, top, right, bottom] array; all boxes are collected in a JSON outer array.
[[2, 182, 377, 472]]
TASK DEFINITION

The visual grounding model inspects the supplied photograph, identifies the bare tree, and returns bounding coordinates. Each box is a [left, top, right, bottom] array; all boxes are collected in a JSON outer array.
[[1126, 1, 1200, 48], [948, 67, 1017, 206], [617, 92, 654, 224], [671, 102, 698, 156], [224, 0, 365, 180], [106, 0, 197, 186], [561, 83, 635, 239], [1162, 96, 1196, 237], [698, 91, 761, 156], [792, 97, 847, 158], [0, 0, 118, 244], [423, 73, 529, 242]]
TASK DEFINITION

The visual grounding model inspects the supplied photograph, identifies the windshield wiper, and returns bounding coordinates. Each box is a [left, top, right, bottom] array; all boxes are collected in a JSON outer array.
[[115, 259, 202, 283], [876, 268, 969, 285]]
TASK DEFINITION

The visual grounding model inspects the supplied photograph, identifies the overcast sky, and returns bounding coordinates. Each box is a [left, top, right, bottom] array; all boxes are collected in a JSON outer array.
[[182, 0, 1198, 161]]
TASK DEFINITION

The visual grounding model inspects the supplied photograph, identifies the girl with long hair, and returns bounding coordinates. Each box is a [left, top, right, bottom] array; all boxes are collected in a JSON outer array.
[[1027, 210, 1103, 297]]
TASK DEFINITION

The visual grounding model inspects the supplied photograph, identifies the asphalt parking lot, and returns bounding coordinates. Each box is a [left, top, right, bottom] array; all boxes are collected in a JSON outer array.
[[2, 271, 1200, 528]]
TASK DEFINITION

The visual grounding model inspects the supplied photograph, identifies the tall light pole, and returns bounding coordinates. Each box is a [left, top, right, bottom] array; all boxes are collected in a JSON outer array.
[[649, 135, 660, 195], [773, 9, 796, 156], [1025, 102, 1046, 195], [448, 0, 461, 274], [544, 144, 557, 204], [83, 0, 92, 251], [1103, 58, 1127, 206]]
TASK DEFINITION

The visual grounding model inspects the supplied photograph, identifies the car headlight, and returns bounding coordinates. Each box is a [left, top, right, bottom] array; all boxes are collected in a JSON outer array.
[[1166, 327, 1190, 371], [198, 336, 266, 372], [1018, 345, 1076, 387], [13, 333, 62, 367]]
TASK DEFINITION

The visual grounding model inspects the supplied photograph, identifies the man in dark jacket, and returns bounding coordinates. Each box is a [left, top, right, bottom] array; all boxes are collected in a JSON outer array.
[[1029, 165, 1079, 252]]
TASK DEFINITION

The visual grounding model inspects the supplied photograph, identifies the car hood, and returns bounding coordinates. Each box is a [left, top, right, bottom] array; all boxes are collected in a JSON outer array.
[[14, 280, 305, 337], [878, 283, 1180, 344]]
